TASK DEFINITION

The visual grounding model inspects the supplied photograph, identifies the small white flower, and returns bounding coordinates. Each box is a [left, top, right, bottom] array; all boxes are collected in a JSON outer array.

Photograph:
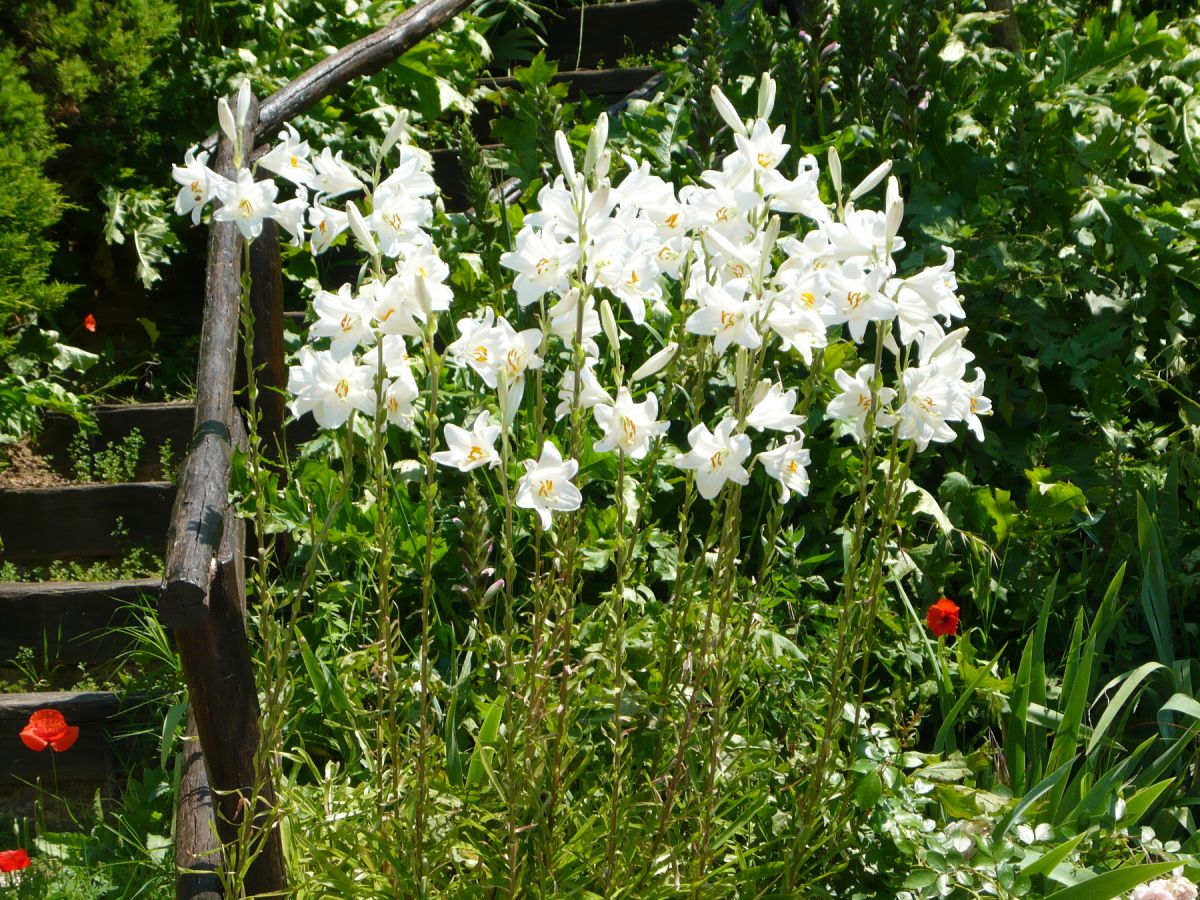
[[431, 412, 501, 472], [287, 346, 375, 429], [516, 441, 582, 529], [212, 169, 279, 241], [171, 146, 217, 224], [684, 280, 762, 355], [826, 364, 896, 444], [674, 417, 752, 500], [593, 387, 669, 459], [311, 147, 365, 198], [746, 382, 804, 433], [757, 434, 811, 503], [310, 283, 375, 360], [825, 262, 898, 344], [258, 123, 315, 187], [308, 196, 349, 254], [555, 357, 612, 421], [499, 228, 580, 307], [734, 117, 790, 175]]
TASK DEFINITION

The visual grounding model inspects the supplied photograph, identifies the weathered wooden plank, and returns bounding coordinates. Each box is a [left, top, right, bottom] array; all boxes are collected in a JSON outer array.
[[176, 707, 223, 900], [158, 107, 249, 631], [173, 502, 284, 896], [247, 221, 287, 462], [0, 579, 157, 664], [36, 402, 194, 482], [253, 0, 473, 140], [539, 0, 697, 70], [0, 483, 174, 564]]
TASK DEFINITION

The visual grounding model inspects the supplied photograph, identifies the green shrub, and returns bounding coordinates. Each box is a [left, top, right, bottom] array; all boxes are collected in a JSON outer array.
[[0, 47, 71, 351]]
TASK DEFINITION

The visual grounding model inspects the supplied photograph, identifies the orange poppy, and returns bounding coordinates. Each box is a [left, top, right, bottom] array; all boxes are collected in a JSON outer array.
[[19, 709, 79, 752], [926, 597, 960, 638]]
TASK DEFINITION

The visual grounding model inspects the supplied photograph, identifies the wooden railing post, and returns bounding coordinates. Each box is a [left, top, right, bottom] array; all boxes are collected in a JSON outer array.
[[175, 708, 222, 900], [247, 220, 286, 462]]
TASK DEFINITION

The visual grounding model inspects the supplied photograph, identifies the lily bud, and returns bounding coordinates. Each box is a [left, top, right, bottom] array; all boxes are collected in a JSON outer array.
[[346, 201, 379, 258], [828, 147, 842, 198], [584, 112, 608, 176], [595, 150, 611, 182], [849, 160, 893, 201], [757, 73, 777, 120], [600, 297, 621, 350], [415, 277, 434, 321], [584, 184, 611, 221], [555, 131, 578, 187], [885, 175, 903, 245], [236, 78, 253, 128], [710, 85, 749, 137], [630, 342, 678, 383], [381, 110, 409, 159], [217, 97, 238, 147]]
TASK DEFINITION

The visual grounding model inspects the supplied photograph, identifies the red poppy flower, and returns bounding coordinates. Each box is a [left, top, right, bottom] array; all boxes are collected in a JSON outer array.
[[83, 314, 96, 332], [19, 708, 79, 752], [926, 597, 960, 637], [0, 848, 30, 872]]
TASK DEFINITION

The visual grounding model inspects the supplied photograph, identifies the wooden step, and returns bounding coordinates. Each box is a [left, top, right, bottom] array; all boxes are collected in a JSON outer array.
[[0, 579, 158, 666], [0, 691, 154, 784], [37, 401, 195, 482], [0, 482, 175, 564]]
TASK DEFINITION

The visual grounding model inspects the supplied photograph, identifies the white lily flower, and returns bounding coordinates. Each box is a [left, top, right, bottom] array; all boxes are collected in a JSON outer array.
[[258, 124, 315, 187], [499, 228, 580, 307], [746, 383, 805, 433], [961, 370, 992, 442], [547, 290, 602, 356], [674, 417, 752, 500], [684, 279, 762, 355], [734, 118, 790, 175], [896, 364, 959, 451], [516, 441, 583, 529], [311, 147, 365, 198], [369, 180, 434, 257], [826, 364, 897, 444], [758, 434, 812, 503], [593, 387, 669, 459], [308, 197, 349, 254], [447, 307, 503, 385], [555, 357, 612, 421], [825, 262, 898, 343], [822, 208, 906, 266], [212, 169, 279, 241], [287, 345, 375, 430], [431, 412, 502, 472], [310, 283, 375, 360], [273, 189, 309, 247], [171, 146, 217, 224]]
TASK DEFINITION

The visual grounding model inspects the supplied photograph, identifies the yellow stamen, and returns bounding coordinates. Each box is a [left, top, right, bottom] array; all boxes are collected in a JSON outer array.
[[537, 479, 554, 497], [335, 380, 350, 400]]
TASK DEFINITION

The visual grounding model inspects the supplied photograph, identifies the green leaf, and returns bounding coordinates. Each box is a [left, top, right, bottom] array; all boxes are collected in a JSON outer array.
[[1020, 830, 1089, 877], [1045, 862, 1180, 899]]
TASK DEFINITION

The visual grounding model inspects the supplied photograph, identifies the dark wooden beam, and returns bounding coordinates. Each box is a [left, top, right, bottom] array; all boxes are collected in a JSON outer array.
[[0, 579, 156, 664], [247, 220, 286, 462], [0, 483, 174, 564], [158, 111, 249, 630], [253, 0, 473, 141], [175, 707, 223, 900], [173, 491, 285, 896]]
